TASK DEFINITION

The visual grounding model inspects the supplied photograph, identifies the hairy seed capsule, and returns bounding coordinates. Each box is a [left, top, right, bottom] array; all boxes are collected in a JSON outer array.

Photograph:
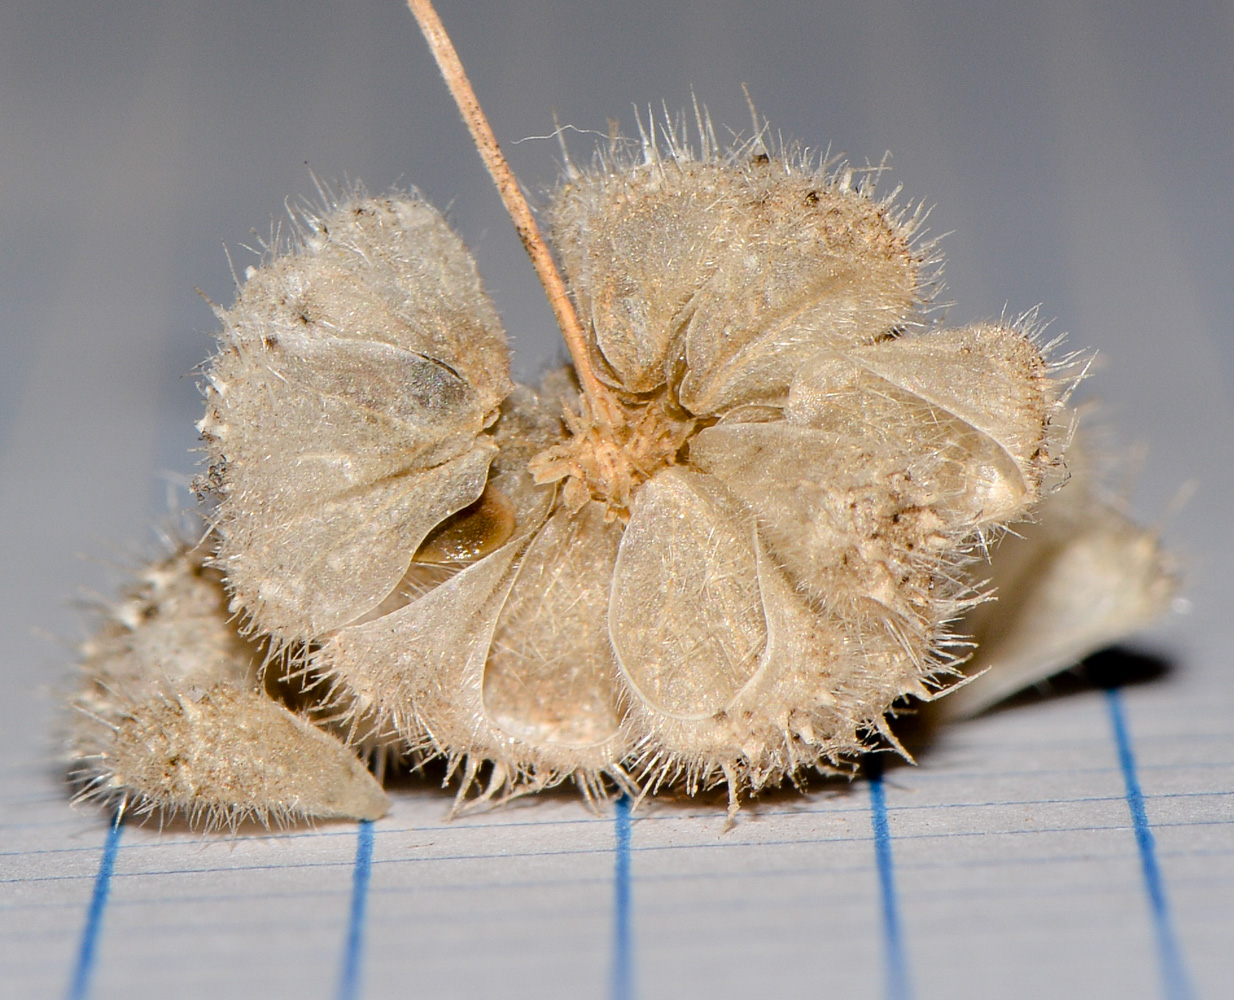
[[70, 125, 1173, 827]]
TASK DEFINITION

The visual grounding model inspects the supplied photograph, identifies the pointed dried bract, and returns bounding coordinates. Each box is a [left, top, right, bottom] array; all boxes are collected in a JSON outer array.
[[941, 438, 1178, 718], [70, 545, 388, 828], [199, 191, 512, 641]]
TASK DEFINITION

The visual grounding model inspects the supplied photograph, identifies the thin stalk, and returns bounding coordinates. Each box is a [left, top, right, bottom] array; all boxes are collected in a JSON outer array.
[[406, 0, 608, 413]]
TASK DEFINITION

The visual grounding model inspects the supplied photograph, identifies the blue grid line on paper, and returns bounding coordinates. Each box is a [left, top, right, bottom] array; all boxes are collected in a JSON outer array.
[[610, 796, 634, 1000], [0, 782, 1220, 851], [868, 758, 914, 1000], [337, 820, 375, 1000], [1105, 688, 1197, 1000], [65, 821, 121, 1000], [6, 760, 1227, 845], [5, 783, 1231, 876], [12, 813, 1234, 895]]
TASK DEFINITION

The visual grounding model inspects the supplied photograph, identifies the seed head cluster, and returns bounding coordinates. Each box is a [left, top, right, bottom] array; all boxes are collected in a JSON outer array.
[[68, 125, 1173, 829]]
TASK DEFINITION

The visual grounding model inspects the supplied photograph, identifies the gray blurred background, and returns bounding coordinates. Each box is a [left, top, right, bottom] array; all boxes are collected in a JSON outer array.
[[2, 0, 1231, 783]]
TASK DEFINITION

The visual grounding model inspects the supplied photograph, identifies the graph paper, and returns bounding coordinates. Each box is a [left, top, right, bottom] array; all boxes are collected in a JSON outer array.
[[2, 2, 1232, 998], [5, 661, 1231, 1000]]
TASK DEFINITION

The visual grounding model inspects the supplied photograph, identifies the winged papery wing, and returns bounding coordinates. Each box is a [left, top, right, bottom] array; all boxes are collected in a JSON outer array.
[[482, 503, 627, 768], [551, 161, 736, 393], [316, 533, 528, 752], [691, 324, 1053, 617], [217, 443, 496, 639], [201, 193, 511, 639], [678, 168, 921, 413], [610, 468, 767, 723], [552, 156, 920, 412], [609, 469, 924, 790], [832, 325, 1052, 521]]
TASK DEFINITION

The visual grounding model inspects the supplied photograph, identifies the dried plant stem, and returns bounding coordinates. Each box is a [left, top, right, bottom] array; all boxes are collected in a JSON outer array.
[[406, 0, 609, 414]]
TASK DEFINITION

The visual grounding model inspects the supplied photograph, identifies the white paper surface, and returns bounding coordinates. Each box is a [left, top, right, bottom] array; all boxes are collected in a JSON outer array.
[[6, 677, 1231, 999], [2, 3, 1231, 997]]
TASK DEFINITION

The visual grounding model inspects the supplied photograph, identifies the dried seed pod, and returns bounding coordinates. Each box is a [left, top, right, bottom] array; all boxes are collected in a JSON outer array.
[[306, 134, 1069, 814], [70, 545, 388, 829], [66, 4, 1176, 825]]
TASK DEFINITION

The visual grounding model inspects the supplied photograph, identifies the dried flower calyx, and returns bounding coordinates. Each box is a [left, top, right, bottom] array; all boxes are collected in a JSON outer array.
[[69, 125, 1173, 828]]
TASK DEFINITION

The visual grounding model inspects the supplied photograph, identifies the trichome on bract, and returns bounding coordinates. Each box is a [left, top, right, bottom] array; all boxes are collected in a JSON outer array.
[[66, 3, 1175, 830]]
